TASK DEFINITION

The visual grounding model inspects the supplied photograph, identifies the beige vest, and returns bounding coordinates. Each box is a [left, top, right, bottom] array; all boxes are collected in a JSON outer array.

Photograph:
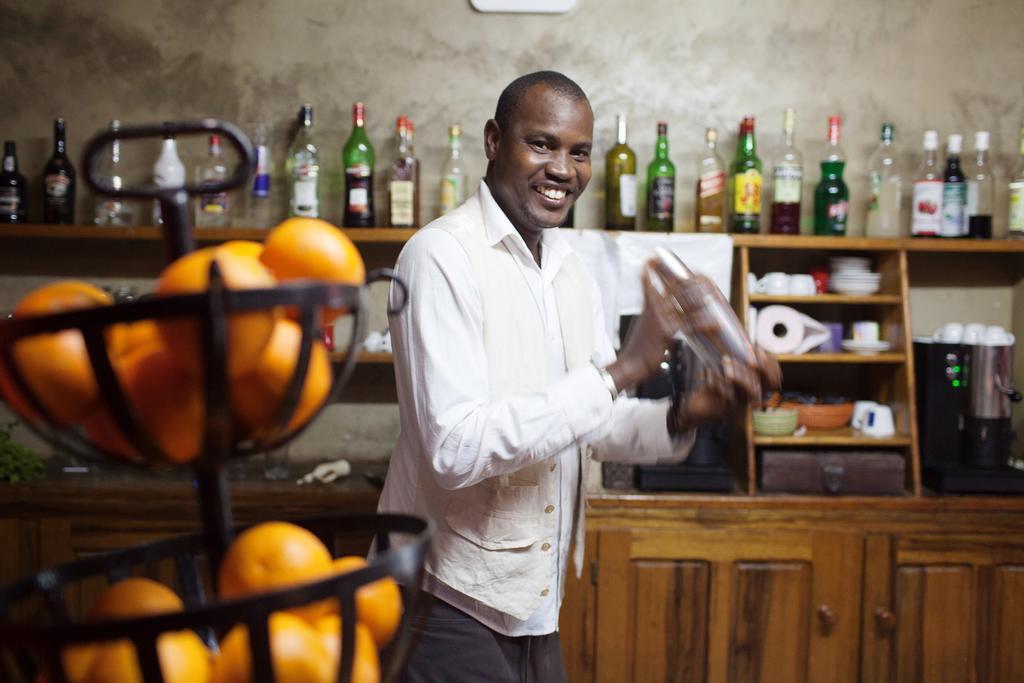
[[421, 191, 594, 620]]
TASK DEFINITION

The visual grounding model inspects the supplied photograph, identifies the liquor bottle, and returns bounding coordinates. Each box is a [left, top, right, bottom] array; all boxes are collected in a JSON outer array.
[[866, 123, 902, 238], [965, 131, 993, 239], [388, 116, 419, 228], [0, 141, 27, 224], [941, 134, 966, 238], [286, 104, 319, 218], [152, 127, 185, 226], [770, 108, 802, 234], [94, 120, 132, 226], [605, 113, 637, 230], [343, 102, 375, 227], [645, 121, 675, 232], [730, 117, 762, 233], [439, 124, 467, 215], [249, 123, 273, 228], [43, 117, 76, 224], [695, 128, 726, 233], [1009, 127, 1024, 240], [194, 135, 230, 228], [911, 130, 943, 237], [813, 116, 849, 236]]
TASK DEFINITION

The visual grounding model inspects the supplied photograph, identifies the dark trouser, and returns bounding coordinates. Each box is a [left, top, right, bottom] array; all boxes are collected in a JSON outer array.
[[398, 595, 569, 683]]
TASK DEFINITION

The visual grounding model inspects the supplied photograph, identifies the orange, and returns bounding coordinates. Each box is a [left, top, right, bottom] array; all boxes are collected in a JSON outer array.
[[155, 246, 279, 378], [87, 577, 184, 620], [218, 521, 334, 622], [260, 218, 366, 323], [219, 240, 264, 261], [116, 319, 163, 358], [5, 281, 114, 425], [331, 556, 403, 648], [82, 406, 141, 462], [212, 612, 332, 683], [230, 319, 332, 437], [315, 616, 381, 683]]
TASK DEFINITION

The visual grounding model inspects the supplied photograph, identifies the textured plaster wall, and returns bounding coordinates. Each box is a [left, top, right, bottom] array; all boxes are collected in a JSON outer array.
[[2, 0, 1024, 463]]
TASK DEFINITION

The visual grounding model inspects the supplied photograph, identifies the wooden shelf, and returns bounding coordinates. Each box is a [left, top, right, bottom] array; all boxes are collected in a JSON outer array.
[[749, 293, 901, 305], [753, 427, 912, 447], [774, 353, 906, 363], [331, 351, 393, 364], [0, 224, 418, 245], [732, 233, 1024, 253]]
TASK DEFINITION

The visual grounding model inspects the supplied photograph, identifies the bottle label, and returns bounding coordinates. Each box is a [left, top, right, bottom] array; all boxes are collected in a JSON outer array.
[[389, 180, 415, 226], [698, 170, 725, 198], [0, 187, 19, 214], [941, 182, 966, 237], [911, 180, 943, 235], [2, 157, 13, 173], [772, 166, 802, 204], [619, 174, 637, 218], [868, 171, 881, 212], [252, 145, 270, 198], [293, 177, 318, 217], [734, 169, 762, 215], [828, 200, 849, 222], [1010, 181, 1024, 233], [96, 198, 126, 224], [347, 164, 372, 179], [45, 174, 70, 201], [199, 191, 229, 215], [648, 177, 674, 221], [440, 176, 461, 214]]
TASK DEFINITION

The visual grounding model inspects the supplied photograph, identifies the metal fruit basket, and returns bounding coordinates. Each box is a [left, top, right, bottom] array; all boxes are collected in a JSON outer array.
[[0, 120, 431, 682]]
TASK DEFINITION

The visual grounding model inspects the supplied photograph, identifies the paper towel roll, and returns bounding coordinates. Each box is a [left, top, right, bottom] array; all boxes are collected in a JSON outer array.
[[756, 306, 804, 354]]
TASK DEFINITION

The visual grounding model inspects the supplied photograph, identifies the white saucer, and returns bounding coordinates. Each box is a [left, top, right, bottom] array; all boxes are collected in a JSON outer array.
[[842, 339, 892, 354]]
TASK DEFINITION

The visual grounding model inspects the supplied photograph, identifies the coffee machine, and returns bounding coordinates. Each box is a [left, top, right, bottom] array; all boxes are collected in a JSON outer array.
[[916, 326, 1024, 493]]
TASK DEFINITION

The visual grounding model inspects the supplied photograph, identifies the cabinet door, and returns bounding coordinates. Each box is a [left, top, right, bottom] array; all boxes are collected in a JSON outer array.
[[593, 528, 862, 683], [862, 533, 1024, 683]]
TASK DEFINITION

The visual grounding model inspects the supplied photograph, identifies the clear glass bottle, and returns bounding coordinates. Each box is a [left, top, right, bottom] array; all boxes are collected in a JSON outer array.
[[152, 128, 185, 226], [941, 133, 966, 238], [695, 128, 726, 233], [1009, 127, 1024, 240], [194, 134, 230, 228], [286, 104, 319, 218], [911, 130, 943, 237], [966, 131, 994, 239], [770, 108, 802, 234], [1, 141, 28, 224], [94, 120, 133, 226], [388, 116, 419, 228], [606, 113, 637, 230], [249, 123, 273, 228], [439, 124, 467, 216], [866, 123, 902, 238]]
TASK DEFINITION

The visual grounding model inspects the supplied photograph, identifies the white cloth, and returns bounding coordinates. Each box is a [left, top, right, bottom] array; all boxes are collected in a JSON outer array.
[[379, 181, 691, 636]]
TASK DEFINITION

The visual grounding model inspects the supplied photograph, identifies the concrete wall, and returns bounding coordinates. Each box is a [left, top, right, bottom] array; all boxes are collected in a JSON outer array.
[[3, 0, 1024, 464]]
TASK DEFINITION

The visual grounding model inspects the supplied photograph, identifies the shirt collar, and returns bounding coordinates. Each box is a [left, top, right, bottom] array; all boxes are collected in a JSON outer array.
[[478, 179, 573, 278]]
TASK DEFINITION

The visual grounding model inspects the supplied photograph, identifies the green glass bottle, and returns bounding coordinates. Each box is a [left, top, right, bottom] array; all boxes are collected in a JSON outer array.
[[645, 121, 674, 232], [343, 101, 375, 227], [730, 117, 762, 233], [814, 116, 849, 236], [605, 113, 637, 230]]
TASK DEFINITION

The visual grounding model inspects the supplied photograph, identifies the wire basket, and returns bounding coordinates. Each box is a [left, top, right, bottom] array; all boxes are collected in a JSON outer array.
[[0, 120, 431, 682]]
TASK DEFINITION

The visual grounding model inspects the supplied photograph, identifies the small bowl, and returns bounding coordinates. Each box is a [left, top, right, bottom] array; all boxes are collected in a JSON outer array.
[[752, 409, 798, 436], [780, 401, 854, 429]]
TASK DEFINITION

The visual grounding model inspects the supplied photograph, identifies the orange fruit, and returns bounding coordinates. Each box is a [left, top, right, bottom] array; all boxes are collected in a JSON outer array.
[[116, 319, 163, 358], [5, 281, 115, 425], [230, 319, 332, 436], [87, 577, 184, 620], [260, 218, 366, 323], [218, 522, 334, 622], [219, 240, 264, 261], [331, 556, 403, 648], [155, 246, 279, 378], [315, 616, 381, 683], [212, 612, 332, 683]]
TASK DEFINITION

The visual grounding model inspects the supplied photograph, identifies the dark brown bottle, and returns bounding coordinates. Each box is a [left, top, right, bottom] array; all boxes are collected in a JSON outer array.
[[43, 118, 76, 224], [1, 141, 27, 223]]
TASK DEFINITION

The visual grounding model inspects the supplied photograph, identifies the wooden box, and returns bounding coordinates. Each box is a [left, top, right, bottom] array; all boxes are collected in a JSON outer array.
[[760, 450, 905, 495]]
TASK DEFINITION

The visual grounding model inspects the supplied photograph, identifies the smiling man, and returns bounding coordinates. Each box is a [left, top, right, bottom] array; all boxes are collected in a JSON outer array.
[[380, 71, 767, 683]]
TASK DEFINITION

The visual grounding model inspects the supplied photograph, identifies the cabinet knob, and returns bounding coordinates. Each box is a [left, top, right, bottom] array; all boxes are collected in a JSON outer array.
[[817, 604, 839, 630], [874, 607, 896, 634]]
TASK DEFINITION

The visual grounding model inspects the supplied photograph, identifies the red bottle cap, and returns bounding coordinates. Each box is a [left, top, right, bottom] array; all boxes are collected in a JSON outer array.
[[353, 102, 365, 125], [740, 117, 755, 134]]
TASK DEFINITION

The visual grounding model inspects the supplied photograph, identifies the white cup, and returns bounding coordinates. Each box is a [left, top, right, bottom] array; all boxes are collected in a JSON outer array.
[[964, 323, 986, 345], [861, 404, 895, 437], [852, 321, 880, 343], [757, 272, 790, 295], [983, 325, 1015, 346], [788, 274, 817, 296], [851, 400, 878, 428], [934, 322, 964, 343]]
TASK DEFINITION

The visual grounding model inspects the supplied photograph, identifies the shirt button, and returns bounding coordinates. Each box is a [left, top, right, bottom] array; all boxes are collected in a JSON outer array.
[[540, 588, 549, 597], [544, 505, 555, 514], [549, 462, 556, 472], [541, 542, 551, 551]]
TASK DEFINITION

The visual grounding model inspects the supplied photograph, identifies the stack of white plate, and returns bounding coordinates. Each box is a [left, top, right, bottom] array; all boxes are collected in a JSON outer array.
[[841, 339, 893, 355], [829, 257, 881, 295]]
